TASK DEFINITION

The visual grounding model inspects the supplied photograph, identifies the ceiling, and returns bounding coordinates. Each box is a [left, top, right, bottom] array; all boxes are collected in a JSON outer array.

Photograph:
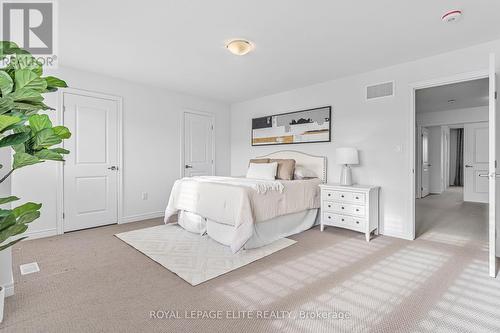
[[416, 78, 489, 113], [58, 1, 500, 103]]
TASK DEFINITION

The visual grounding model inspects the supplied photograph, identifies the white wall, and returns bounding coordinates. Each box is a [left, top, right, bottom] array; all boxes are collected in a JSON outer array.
[[12, 66, 231, 238], [417, 106, 488, 127], [427, 126, 443, 194], [230, 38, 500, 239]]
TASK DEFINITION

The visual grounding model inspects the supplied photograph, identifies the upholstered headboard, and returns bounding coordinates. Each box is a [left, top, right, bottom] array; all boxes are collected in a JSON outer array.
[[255, 150, 327, 183]]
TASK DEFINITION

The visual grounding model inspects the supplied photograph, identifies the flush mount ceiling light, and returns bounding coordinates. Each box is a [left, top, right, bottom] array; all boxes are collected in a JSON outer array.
[[448, 99, 456, 103], [442, 10, 463, 23], [225, 39, 253, 56]]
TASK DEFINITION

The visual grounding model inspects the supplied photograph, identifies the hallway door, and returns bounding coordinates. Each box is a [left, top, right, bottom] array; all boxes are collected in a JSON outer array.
[[464, 122, 489, 203]]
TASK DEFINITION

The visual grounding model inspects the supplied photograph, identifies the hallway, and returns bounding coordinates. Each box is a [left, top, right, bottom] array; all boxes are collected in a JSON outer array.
[[416, 187, 488, 244]]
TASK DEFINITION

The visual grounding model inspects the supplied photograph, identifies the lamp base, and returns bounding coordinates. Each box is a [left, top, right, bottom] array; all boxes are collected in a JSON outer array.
[[340, 164, 353, 186]]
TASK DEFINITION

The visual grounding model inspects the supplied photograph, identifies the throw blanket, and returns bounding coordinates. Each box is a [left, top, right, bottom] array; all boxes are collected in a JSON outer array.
[[164, 177, 321, 253], [188, 176, 284, 194]]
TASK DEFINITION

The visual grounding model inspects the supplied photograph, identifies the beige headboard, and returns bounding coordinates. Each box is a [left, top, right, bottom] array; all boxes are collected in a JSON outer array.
[[256, 150, 327, 183]]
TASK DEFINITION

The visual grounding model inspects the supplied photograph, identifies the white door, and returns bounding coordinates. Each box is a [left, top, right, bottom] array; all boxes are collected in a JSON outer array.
[[63, 93, 119, 232], [464, 122, 489, 203], [183, 112, 214, 177], [489, 53, 499, 277], [421, 127, 430, 197]]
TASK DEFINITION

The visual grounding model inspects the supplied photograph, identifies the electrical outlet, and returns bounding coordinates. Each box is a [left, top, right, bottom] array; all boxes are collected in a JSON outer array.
[[142, 192, 148, 200]]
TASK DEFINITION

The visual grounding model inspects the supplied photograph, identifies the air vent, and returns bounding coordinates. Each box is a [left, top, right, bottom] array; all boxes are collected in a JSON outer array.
[[366, 81, 394, 100]]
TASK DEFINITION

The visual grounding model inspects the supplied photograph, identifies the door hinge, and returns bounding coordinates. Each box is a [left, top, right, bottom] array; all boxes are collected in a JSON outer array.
[[211, 125, 214, 130], [421, 187, 423, 191], [495, 91, 498, 100], [62, 213, 65, 219], [63, 105, 66, 112]]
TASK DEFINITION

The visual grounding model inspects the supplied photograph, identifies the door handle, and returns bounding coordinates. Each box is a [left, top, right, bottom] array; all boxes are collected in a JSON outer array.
[[465, 165, 473, 168], [185, 164, 193, 169], [107, 166, 118, 171], [478, 173, 489, 177]]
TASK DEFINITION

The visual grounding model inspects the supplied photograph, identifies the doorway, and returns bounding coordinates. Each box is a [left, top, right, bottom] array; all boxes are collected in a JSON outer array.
[[62, 90, 122, 232], [181, 110, 215, 177], [413, 78, 489, 241]]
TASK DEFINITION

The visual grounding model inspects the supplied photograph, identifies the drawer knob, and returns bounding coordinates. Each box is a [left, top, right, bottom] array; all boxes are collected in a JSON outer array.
[[328, 194, 331, 197], [341, 218, 345, 222], [356, 197, 359, 199], [341, 195, 344, 198], [356, 221, 359, 224], [328, 205, 331, 208], [328, 216, 331, 219], [356, 209, 359, 212], [341, 207, 345, 210]]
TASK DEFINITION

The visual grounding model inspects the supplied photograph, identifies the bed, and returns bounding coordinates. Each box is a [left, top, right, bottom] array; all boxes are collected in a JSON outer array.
[[164, 151, 327, 252]]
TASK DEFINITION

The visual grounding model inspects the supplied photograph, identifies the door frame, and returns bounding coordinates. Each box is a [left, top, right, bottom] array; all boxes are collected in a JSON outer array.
[[180, 109, 216, 178], [56, 88, 124, 234], [409, 70, 489, 240]]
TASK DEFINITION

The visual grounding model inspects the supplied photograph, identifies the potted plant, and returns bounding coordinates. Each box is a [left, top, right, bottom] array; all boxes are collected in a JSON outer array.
[[0, 41, 70, 323]]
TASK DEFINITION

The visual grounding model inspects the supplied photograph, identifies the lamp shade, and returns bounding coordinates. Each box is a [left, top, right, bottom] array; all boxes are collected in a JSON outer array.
[[336, 147, 359, 165]]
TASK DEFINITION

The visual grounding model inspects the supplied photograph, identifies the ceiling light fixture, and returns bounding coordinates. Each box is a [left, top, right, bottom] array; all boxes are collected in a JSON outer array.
[[442, 10, 463, 23], [225, 39, 253, 56], [448, 99, 456, 103]]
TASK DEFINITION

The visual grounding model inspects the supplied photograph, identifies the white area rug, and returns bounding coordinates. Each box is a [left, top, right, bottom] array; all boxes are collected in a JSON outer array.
[[115, 224, 296, 286]]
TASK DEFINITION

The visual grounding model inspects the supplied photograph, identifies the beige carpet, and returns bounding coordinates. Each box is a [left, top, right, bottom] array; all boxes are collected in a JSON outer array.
[[115, 224, 296, 285], [1, 211, 499, 332]]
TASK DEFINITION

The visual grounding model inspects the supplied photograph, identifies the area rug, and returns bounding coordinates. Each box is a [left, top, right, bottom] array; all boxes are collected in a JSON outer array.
[[115, 224, 296, 286]]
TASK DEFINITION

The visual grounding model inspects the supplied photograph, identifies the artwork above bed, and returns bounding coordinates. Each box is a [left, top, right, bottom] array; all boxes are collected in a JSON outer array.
[[252, 106, 331, 146]]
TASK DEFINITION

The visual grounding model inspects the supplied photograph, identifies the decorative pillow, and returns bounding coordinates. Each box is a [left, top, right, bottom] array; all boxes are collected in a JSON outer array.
[[270, 159, 296, 180], [248, 158, 270, 165], [246, 162, 278, 180], [294, 166, 317, 179]]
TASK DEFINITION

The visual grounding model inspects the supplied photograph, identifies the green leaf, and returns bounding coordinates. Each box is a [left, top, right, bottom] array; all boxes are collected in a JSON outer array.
[[44, 76, 67, 90], [53, 126, 71, 139], [0, 41, 19, 56], [13, 101, 52, 112], [51, 147, 69, 154], [13, 152, 43, 169], [0, 114, 21, 132], [11, 54, 42, 73], [0, 209, 12, 217], [0, 196, 19, 205], [14, 69, 47, 91], [34, 149, 64, 161], [34, 128, 62, 148], [0, 96, 14, 115], [29, 114, 52, 132], [0, 132, 30, 148], [9, 88, 44, 103], [17, 210, 40, 224], [12, 202, 41, 218], [0, 71, 14, 96], [0, 237, 27, 252], [0, 213, 15, 232], [12, 143, 26, 153], [0, 223, 28, 244]]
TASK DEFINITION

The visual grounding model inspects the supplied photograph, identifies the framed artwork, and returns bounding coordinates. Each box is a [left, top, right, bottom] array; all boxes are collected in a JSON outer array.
[[251, 106, 331, 146]]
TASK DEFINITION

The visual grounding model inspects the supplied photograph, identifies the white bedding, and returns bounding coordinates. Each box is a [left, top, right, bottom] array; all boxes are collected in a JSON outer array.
[[164, 176, 321, 252]]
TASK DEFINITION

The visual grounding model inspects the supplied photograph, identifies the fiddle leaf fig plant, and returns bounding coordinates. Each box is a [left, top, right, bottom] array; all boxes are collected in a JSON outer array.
[[0, 41, 70, 251]]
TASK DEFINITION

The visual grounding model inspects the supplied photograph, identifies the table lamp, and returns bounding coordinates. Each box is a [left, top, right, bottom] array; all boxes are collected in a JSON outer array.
[[336, 147, 359, 186]]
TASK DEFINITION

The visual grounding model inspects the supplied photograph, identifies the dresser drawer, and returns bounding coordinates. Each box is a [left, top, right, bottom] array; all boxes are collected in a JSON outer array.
[[322, 190, 365, 204], [322, 212, 366, 232], [323, 201, 365, 217]]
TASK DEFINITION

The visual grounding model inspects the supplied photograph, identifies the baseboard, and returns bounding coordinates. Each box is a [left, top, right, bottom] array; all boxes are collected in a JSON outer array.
[[3, 272, 14, 297], [120, 211, 164, 224], [24, 228, 58, 240]]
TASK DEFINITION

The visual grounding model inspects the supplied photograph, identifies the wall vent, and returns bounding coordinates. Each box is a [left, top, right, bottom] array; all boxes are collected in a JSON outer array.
[[366, 81, 394, 100]]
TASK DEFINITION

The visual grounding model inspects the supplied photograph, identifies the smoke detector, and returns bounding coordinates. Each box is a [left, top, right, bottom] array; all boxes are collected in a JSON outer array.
[[442, 10, 463, 23]]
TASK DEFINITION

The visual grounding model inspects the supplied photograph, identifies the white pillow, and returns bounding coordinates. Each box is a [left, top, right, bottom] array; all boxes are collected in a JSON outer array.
[[246, 162, 278, 180], [294, 166, 317, 179]]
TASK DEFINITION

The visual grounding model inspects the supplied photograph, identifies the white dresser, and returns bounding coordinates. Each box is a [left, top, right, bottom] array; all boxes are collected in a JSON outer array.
[[319, 184, 380, 241]]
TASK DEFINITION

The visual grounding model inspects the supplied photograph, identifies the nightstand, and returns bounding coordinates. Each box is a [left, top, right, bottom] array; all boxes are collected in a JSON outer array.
[[319, 184, 380, 241]]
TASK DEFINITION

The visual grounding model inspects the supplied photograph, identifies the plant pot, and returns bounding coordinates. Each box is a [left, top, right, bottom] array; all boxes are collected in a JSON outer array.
[[0, 285, 4, 323]]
